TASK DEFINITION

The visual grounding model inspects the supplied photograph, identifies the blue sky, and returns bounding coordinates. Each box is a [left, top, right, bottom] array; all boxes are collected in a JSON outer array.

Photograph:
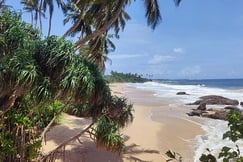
[[7, 0, 243, 79]]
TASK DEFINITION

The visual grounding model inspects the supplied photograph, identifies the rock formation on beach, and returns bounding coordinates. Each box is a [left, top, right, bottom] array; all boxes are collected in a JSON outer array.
[[187, 95, 243, 120], [188, 95, 239, 105]]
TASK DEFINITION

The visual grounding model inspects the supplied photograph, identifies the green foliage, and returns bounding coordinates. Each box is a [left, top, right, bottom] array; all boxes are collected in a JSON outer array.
[[0, 104, 42, 161], [93, 116, 125, 153], [65, 95, 133, 153], [165, 150, 182, 162], [166, 110, 243, 162], [199, 154, 217, 162], [105, 96, 134, 128], [33, 100, 63, 129], [199, 149, 217, 162], [199, 110, 243, 162], [223, 110, 243, 142], [105, 71, 151, 83], [218, 146, 240, 162], [0, 10, 134, 161]]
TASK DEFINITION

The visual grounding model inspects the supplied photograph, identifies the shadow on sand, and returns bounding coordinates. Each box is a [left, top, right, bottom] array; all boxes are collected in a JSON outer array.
[[42, 116, 160, 162]]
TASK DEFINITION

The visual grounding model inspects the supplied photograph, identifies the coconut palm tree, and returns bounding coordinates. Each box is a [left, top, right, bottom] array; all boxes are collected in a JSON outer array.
[[62, 0, 181, 72], [0, 0, 11, 11], [21, 0, 38, 25], [21, 0, 46, 30], [62, 0, 130, 72], [20, 0, 181, 71], [64, 0, 182, 47], [42, 0, 65, 36], [0, 0, 5, 8], [21, 0, 65, 35], [64, 0, 131, 48], [81, 32, 114, 73]]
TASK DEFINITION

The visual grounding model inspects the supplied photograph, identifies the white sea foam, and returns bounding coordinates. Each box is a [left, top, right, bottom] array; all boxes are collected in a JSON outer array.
[[128, 81, 243, 106], [127, 81, 243, 161], [195, 120, 243, 162]]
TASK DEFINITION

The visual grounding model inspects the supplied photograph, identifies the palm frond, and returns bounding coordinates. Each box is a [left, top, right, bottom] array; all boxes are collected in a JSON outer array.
[[144, 0, 162, 30]]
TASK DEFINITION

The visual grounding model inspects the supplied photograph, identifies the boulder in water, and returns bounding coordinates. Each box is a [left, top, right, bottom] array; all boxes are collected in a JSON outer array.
[[187, 109, 202, 116], [240, 102, 243, 107], [188, 95, 239, 105], [224, 106, 240, 111], [202, 109, 228, 120], [176, 92, 189, 95], [197, 103, 207, 110]]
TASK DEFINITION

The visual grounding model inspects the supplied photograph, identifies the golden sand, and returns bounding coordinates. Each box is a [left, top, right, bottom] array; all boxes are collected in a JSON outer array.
[[42, 83, 205, 162]]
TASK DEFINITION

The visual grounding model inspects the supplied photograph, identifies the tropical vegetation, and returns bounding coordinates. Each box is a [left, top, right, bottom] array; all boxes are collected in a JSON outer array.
[[105, 71, 151, 83], [0, 10, 133, 161], [3, 0, 181, 72], [2, 0, 243, 161], [0, 0, 185, 161]]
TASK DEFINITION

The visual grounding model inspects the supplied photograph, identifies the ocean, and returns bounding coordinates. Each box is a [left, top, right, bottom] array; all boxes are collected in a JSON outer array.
[[127, 79, 243, 161]]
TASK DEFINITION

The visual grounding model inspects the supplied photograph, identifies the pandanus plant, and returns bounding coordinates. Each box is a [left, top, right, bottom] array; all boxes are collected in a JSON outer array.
[[0, 10, 133, 162]]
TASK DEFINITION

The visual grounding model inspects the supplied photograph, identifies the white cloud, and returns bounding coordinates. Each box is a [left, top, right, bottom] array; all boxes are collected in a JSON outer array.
[[148, 54, 174, 64], [110, 54, 146, 59], [180, 65, 201, 77], [173, 48, 184, 54]]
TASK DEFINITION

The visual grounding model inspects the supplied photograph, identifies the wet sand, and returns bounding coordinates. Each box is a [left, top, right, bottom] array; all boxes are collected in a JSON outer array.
[[111, 83, 205, 162]]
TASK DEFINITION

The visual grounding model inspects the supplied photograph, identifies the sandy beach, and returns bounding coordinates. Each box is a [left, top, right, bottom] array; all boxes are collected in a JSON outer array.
[[42, 83, 205, 162], [110, 83, 205, 162]]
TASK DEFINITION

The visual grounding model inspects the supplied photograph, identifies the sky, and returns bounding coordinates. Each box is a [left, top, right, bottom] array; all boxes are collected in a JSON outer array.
[[6, 0, 243, 79]]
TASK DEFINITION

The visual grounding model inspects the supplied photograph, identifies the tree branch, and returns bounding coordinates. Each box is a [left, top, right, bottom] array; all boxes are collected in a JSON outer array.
[[40, 102, 68, 143], [39, 122, 94, 161], [62, 15, 83, 38]]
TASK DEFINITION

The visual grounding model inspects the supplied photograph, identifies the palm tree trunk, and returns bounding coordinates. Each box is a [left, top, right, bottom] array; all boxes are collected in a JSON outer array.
[[39, 0, 43, 34], [62, 15, 83, 38], [0, 89, 17, 117], [31, 11, 34, 25], [48, 11, 52, 36], [74, 0, 126, 50], [34, 11, 38, 28]]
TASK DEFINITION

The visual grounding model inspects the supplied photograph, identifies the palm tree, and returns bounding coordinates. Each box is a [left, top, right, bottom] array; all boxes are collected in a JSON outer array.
[[0, 0, 11, 11], [62, 0, 181, 72], [63, 0, 182, 47], [0, 0, 5, 8], [20, 0, 181, 71], [21, 0, 45, 29], [81, 32, 114, 73], [42, 0, 65, 36], [62, 0, 130, 72], [21, 0, 38, 25], [21, 0, 65, 35], [64, 0, 131, 48]]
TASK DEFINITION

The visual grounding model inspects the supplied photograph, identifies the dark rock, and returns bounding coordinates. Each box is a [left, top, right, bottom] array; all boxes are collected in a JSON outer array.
[[187, 108, 228, 120], [187, 109, 202, 116], [240, 102, 243, 107], [224, 106, 240, 111], [197, 103, 207, 110], [188, 95, 239, 105], [202, 110, 228, 120], [176, 92, 189, 95]]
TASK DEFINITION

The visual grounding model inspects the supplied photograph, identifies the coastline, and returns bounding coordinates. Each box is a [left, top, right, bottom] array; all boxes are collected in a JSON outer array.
[[42, 82, 205, 162], [110, 83, 205, 162]]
